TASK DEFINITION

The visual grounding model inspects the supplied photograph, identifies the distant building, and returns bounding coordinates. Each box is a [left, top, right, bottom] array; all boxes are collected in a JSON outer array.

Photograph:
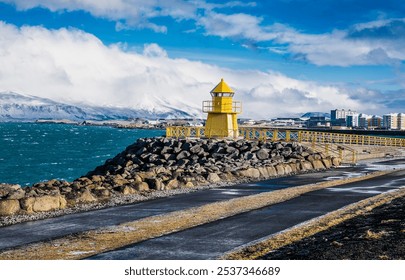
[[346, 113, 360, 128], [331, 109, 357, 127], [271, 118, 304, 127], [358, 113, 369, 129], [397, 113, 405, 130], [370, 115, 382, 129], [382, 113, 398, 129], [331, 109, 357, 120], [306, 116, 330, 128]]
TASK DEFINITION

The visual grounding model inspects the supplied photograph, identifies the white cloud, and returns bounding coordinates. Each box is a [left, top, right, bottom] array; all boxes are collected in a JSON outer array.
[[197, 12, 276, 41], [1, 0, 198, 32], [197, 14, 405, 66], [2, 0, 405, 66], [0, 22, 385, 118]]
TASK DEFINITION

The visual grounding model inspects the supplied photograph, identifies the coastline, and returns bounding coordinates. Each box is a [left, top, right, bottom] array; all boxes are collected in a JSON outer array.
[[1, 155, 403, 228], [1, 136, 344, 224]]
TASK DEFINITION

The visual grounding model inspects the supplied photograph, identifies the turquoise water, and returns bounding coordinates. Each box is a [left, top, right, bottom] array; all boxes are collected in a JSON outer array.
[[0, 123, 164, 186]]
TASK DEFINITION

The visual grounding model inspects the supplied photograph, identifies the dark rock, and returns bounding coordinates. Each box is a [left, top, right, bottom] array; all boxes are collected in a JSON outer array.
[[176, 151, 191, 160], [181, 142, 192, 151], [190, 145, 203, 154], [6, 189, 25, 200], [177, 159, 190, 168], [256, 148, 270, 160], [161, 146, 173, 155], [146, 178, 165, 190]]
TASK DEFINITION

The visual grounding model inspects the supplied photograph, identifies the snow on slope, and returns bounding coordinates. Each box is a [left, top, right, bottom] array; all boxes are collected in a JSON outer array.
[[0, 91, 200, 121]]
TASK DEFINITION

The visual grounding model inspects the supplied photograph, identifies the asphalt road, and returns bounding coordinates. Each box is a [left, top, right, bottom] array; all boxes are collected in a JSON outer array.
[[0, 158, 404, 252], [89, 168, 405, 260]]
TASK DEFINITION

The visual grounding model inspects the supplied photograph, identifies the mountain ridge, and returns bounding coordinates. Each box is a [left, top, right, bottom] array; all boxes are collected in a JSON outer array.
[[0, 91, 199, 121]]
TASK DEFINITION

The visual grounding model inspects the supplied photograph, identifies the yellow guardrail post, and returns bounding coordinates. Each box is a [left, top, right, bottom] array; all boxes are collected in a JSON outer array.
[[260, 130, 266, 141], [273, 130, 278, 141], [285, 130, 291, 142], [311, 133, 316, 149]]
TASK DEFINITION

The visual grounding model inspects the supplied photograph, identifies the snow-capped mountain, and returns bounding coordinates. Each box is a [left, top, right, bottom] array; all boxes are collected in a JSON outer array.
[[300, 112, 331, 120], [0, 91, 200, 121]]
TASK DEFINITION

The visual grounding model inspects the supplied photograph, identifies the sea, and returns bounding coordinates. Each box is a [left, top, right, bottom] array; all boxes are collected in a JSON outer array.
[[0, 123, 164, 186]]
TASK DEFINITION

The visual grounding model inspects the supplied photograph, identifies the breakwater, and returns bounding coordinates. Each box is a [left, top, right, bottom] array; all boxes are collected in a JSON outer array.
[[0, 137, 341, 216]]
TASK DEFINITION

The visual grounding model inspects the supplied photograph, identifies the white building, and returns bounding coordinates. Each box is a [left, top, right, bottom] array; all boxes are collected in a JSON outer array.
[[331, 109, 357, 120], [398, 113, 405, 130], [383, 113, 399, 129], [346, 113, 360, 128]]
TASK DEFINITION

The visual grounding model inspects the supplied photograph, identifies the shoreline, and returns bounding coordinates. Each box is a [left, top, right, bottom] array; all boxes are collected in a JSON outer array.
[[0, 166, 339, 227], [1, 137, 342, 218], [1, 155, 403, 228]]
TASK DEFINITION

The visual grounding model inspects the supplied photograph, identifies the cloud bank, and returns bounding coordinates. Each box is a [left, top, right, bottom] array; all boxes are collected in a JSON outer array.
[[2, 0, 405, 66], [0, 21, 387, 118]]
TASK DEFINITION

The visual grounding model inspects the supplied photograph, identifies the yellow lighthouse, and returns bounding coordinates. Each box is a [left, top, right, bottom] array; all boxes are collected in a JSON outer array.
[[203, 78, 242, 138]]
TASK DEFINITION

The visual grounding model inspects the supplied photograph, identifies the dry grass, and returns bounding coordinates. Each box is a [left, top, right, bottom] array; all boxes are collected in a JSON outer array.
[[0, 170, 397, 260], [380, 219, 401, 224], [223, 187, 405, 260], [364, 229, 389, 240]]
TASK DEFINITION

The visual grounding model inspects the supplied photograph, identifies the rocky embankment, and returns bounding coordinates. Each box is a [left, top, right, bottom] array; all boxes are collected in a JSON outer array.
[[0, 137, 341, 216]]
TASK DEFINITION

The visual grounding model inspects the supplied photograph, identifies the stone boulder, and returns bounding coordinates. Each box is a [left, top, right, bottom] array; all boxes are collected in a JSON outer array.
[[300, 161, 314, 171], [256, 149, 269, 160], [134, 182, 149, 191], [165, 179, 179, 189], [20, 195, 67, 213], [238, 168, 260, 178], [121, 186, 137, 195], [0, 184, 21, 199], [207, 173, 221, 183], [146, 178, 165, 190], [275, 164, 285, 176], [77, 189, 97, 203], [332, 157, 342, 166], [6, 188, 25, 200], [312, 160, 326, 170], [0, 199, 20, 216]]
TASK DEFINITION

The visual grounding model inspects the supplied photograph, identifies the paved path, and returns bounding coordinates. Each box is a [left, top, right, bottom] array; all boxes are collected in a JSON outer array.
[[89, 168, 405, 260], [0, 158, 404, 252]]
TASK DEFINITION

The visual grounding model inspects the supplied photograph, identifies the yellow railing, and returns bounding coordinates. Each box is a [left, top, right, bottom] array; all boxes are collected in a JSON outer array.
[[309, 142, 357, 164], [166, 126, 405, 147], [297, 130, 405, 147], [202, 100, 242, 113]]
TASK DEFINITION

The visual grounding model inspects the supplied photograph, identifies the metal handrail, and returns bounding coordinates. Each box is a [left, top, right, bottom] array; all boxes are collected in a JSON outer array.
[[165, 126, 405, 148], [202, 100, 242, 113]]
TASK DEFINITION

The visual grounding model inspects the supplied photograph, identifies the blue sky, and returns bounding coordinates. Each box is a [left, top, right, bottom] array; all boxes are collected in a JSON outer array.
[[0, 0, 404, 118]]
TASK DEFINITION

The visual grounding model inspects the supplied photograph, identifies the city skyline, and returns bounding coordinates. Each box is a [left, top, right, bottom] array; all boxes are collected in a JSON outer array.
[[0, 0, 404, 119]]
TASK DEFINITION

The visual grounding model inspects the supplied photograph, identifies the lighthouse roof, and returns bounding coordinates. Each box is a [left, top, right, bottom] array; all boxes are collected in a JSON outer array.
[[210, 78, 234, 93]]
